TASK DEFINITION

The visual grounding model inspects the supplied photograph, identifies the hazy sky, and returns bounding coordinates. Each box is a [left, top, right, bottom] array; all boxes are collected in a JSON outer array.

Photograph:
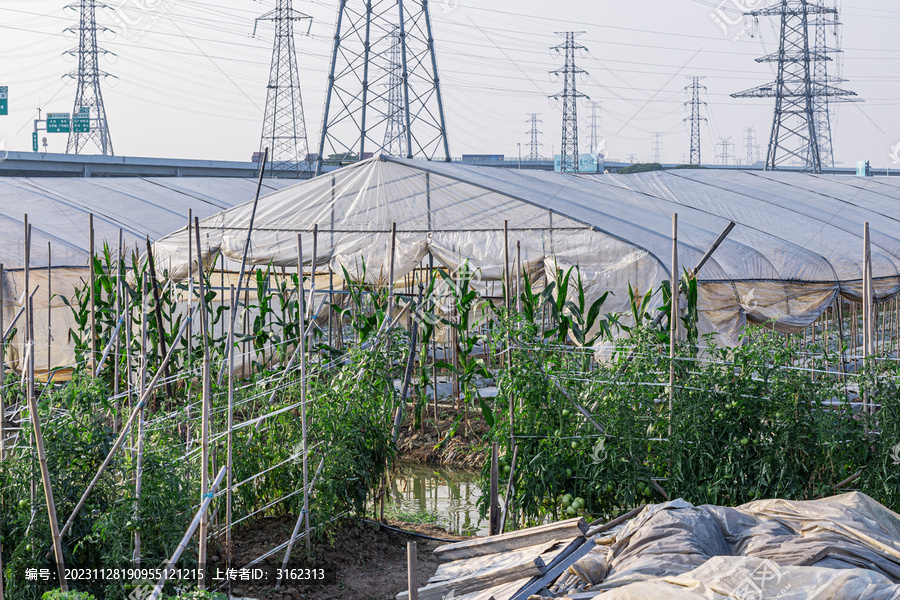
[[1, 0, 897, 167]]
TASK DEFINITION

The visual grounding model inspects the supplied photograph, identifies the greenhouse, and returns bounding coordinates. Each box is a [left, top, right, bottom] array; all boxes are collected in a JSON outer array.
[[155, 154, 900, 345]]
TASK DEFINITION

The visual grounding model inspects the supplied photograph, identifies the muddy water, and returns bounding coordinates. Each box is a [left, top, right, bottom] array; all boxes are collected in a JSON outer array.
[[388, 463, 486, 536]]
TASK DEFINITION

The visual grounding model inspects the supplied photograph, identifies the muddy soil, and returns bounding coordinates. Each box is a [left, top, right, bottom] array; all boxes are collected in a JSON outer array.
[[215, 517, 469, 600]]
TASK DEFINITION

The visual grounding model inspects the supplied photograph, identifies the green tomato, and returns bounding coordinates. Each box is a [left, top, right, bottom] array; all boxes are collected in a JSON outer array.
[[18, 499, 28, 509], [605, 483, 614, 494], [562, 409, 571, 418], [643, 486, 654, 497], [566, 506, 577, 517], [715, 410, 724, 419], [25, 544, 33, 553], [571, 441, 579, 450], [731, 401, 739, 409], [561, 495, 572, 507], [740, 437, 750, 446], [503, 464, 511, 475], [573, 497, 585, 509], [566, 468, 573, 478]]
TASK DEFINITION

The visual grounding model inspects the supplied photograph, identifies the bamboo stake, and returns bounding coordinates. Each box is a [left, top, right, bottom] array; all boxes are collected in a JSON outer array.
[[195, 217, 212, 589], [145, 237, 173, 400], [407, 542, 419, 600], [60, 308, 196, 538], [134, 277, 147, 567], [114, 230, 123, 430], [226, 285, 235, 591], [863, 223, 872, 413], [669, 214, 678, 437], [297, 235, 311, 557], [47, 243, 52, 374], [0, 262, 5, 461], [516, 241, 523, 315], [90, 213, 97, 373], [503, 220, 510, 312], [149, 467, 226, 600], [25, 224, 68, 590], [187, 214, 193, 449], [489, 442, 500, 535]]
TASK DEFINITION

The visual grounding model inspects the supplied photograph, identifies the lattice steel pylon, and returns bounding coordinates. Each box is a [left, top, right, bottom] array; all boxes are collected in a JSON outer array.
[[744, 126, 761, 165], [550, 32, 588, 174], [587, 101, 603, 156], [257, 0, 313, 176], [732, 0, 857, 173], [65, 0, 114, 156], [716, 137, 734, 165], [383, 26, 407, 157], [684, 77, 706, 165], [651, 132, 663, 163], [316, 0, 451, 175], [525, 113, 543, 161]]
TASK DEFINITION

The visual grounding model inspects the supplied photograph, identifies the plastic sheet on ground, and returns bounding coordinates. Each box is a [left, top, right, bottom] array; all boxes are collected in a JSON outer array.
[[567, 492, 900, 599]]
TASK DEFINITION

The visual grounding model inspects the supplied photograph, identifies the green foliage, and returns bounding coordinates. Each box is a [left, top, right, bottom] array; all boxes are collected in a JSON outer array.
[[42, 590, 97, 600], [618, 163, 664, 174]]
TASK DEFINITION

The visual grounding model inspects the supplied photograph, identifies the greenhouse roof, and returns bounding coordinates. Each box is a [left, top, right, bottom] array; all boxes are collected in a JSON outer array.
[[154, 156, 900, 341], [0, 177, 295, 270]]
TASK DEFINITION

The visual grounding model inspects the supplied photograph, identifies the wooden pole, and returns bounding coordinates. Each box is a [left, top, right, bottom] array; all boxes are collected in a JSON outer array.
[[0, 262, 5, 461], [226, 285, 235, 587], [406, 541, 419, 600], [500, 444, 519, 533], [516, 241, 523, 315], [114, 230, 123, 429], [863, 223, 872, 413], [388, 222, 397, 317], [134, 277, 147, 567], [47, 243, 52, 374], [89, 213, 97, 373], [148, 467, 226, 600], [145, 236, 173, 400], [298, 235, 311, 556], [26, 224, 68, 590], [489, 441, 500, 535], [194, 218, 211, 587], [503, 221, 510, 312], [669, 214, 678, 437]]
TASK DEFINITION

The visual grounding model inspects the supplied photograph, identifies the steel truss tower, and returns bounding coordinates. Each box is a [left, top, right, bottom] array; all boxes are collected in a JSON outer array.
[[525, 113, 543, 161], [258, 0, 313, 176], [652, 132, 663, 164], [587, 101, 603, 156], [66, 0, 114, 155], [744, 126, 761, 165], [550, 32, 588, 174], [684, 77, 706, 165], [383, 26, 407, 157], [732, 0, 856, 173], [316, 0, 451, 175], [716, 137, 734, 165]]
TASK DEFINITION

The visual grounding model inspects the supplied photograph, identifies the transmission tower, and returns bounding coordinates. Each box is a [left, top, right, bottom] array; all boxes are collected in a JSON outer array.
[[383, 26, 407, 157], [316, 1, 451, 175], [651, 132, 663, 164], [684, 77, 707, 165], [525, 113, 543, 161], [587, 101, 604, 156], [627, 154, 637, 163], [65, 0, 114, 156], [256, 1, 312, 176], [744, 126, 761, 165], [550, 32, 589, 174], [716, 137, 734, 165], [732, 0, 857, 173]]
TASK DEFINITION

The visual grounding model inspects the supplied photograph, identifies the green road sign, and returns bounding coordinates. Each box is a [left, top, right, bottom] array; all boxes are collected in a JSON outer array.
[[47, 112, 71, 133], [33, 132, 38, 152], [74, 107, 90, 133], [0, 86, 7, 116]]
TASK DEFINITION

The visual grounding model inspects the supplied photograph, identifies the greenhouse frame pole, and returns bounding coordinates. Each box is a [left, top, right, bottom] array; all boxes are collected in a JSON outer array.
[[669, 214, 678, 437]]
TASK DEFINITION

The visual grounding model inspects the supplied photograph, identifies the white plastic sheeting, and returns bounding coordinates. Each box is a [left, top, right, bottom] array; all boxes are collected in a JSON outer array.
[[153, 156, 900, 344], [572, 493, 900, 599], [0, 177, 295, 371]]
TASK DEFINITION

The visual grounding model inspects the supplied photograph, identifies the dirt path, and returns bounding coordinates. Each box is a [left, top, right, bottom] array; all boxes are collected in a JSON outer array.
[[218, 517, 469, 600]]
